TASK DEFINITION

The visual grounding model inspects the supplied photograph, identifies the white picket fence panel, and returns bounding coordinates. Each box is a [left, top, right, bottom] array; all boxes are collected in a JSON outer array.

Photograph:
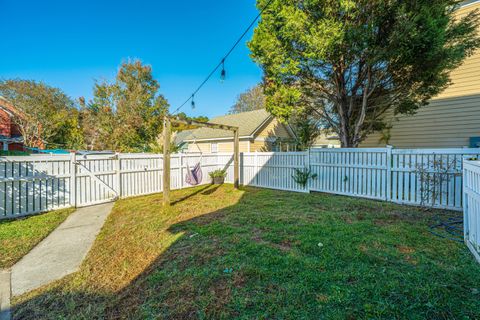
[[310, 148, 388, 200], [464, 160, 480, 263], [241, 152, 309, 193], [0, 155, 73, 217], [389, 149, 478, 210], [1, 148, 480, 219]]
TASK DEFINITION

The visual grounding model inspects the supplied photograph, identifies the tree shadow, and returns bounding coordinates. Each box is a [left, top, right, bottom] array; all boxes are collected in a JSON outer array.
[[11, 179, 480, 319], [199, 184, 221, 195], [170, 184, 212, 205]]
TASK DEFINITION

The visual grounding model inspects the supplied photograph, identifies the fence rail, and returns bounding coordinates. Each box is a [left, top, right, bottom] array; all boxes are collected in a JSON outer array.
[[1, 148, 480, 219], [464, 160, 480, 263]]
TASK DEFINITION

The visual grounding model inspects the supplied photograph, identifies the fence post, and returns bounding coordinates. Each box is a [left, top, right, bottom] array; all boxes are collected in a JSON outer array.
[[254, 151, 259, 186], [386, 146, 393, 202], [69, 152, 77, 208], [116, 153, 122, 198], [179, 153, 183, 189], [463, 159, 468, 243], [306, 148, 311, 191]]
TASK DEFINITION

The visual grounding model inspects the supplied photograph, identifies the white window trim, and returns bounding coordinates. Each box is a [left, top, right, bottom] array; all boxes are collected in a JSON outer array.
[[210, 142, 218, 153]]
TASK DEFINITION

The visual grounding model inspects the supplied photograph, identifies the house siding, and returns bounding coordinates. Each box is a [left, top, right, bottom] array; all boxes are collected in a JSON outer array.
[[187, 140, 251, 153], [256, 118, 292, 139], [0, 109, 12, 137], [218, 140, 251, 153], [186, 142, 211, 153], [361, 2, 480, 148], [250, 140, 269, 151], [313, 133, 341, 148]]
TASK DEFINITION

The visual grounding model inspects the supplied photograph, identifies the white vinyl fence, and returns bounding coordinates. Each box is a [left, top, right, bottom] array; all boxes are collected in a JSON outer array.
[[309, 148, 480, 210], [464, 160, 480, 263], [242, 152, 309, 193], [0, 152, 245, 218], [1, 148, 480, 219]]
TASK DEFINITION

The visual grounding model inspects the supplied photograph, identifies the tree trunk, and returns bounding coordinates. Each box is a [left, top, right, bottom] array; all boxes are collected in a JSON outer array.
[[337, 100, 362, 148], [340, 135, 359, 148]]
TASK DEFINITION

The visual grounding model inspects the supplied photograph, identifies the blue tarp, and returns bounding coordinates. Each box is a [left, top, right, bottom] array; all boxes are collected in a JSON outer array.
[[28, 148, 70, 154]]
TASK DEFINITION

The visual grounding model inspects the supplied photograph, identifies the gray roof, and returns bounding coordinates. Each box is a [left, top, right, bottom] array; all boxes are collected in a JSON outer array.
[[173, 130, 194, 145], [185, 109, 272, 141]]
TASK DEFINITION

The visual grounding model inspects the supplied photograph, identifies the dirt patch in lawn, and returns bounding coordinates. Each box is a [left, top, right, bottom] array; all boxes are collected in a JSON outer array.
[[250, 227, 291, 252]]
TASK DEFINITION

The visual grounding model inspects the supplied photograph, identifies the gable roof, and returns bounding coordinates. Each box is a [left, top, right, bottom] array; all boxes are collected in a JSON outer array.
[[185, 109, 272, 141]]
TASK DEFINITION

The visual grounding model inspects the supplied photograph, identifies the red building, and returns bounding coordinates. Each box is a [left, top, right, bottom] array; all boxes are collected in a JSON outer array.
[[0, 96, 43, 151]]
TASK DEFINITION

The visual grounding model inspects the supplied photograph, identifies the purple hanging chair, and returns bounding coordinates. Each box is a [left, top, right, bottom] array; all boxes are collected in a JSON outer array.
[[185, 162, 203, 185]]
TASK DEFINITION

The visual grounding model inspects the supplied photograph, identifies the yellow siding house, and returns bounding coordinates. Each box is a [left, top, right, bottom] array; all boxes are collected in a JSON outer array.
[[361, 0, 480, 148], [179, 109, 297, 153]]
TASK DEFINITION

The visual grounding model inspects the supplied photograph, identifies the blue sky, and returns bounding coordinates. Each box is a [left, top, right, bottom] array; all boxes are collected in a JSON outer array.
[[0, 0, 263, 118]]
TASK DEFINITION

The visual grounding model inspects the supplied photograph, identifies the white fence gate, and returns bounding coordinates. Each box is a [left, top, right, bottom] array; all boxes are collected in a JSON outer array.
[[74, 154, 119, 206], [464, 160, 480, 263]]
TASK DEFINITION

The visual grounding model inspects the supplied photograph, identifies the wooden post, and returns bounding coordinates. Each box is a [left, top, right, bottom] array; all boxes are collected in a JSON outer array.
[[166, 116, 239, 192], [163, 117, 171, 206], [234, 129, 239, 189]]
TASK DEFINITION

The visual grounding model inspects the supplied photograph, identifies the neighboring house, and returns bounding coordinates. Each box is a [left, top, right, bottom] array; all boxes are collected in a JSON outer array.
[[183, 109, 297, 153], [0, 96, 44, 152], [361, 0, 480, 148], [0, 97, 27, 151]]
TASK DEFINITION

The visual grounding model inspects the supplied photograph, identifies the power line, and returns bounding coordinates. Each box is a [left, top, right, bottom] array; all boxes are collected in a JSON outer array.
[[171, 0, 274, 115]]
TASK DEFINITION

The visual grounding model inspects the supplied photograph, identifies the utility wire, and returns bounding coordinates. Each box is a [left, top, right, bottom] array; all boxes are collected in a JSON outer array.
[[171, 0, 274, 115]]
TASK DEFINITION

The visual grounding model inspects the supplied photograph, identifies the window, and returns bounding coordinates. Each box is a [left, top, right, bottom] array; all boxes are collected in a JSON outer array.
[[211, 143, 218, 153]]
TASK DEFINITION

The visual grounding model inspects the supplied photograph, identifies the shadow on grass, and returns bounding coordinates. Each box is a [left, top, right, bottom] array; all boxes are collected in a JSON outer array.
[[12, 185, 480, 320], [170, 184, 213, 205]]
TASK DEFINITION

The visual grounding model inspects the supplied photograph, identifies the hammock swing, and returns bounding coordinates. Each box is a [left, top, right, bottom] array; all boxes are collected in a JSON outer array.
[[185, 138, 203, 185], [163, 116, 239, 206]]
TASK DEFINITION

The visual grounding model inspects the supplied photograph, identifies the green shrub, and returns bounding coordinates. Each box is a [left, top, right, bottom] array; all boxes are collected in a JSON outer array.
[[209, 169, 227, 179], [0, 150, 30, 156], [292, 168, 317, 187]]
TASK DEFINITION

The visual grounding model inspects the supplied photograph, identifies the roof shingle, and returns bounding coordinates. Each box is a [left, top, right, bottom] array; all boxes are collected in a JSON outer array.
[[185, 109, 271, 140]]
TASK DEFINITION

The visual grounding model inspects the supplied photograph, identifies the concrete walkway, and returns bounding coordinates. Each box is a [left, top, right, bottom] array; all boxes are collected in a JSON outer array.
[[11, 203, 113, 297], [0, 270, 10, 320]]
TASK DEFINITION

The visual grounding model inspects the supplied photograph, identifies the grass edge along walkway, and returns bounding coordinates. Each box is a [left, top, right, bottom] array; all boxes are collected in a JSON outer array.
[[11, 203, 113, 296], [0, 208, 74, 270]]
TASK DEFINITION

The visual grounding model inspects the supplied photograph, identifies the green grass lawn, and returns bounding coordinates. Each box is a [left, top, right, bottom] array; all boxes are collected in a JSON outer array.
[[13, 185, 480, 319], [0, 208, 74, 269]]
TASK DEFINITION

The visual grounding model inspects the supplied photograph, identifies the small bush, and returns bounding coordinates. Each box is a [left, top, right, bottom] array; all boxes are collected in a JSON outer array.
[[292, 168, 317, 187], [209, 169, 227, 179]]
